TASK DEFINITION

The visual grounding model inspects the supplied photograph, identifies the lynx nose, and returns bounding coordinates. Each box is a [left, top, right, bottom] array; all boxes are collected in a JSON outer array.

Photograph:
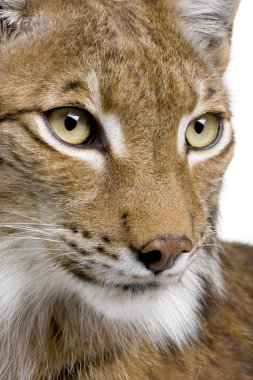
[[138, 237, 193, 274]]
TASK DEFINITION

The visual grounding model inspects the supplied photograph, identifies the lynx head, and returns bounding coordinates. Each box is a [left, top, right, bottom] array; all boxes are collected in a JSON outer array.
[[0, 0, 239, 348]]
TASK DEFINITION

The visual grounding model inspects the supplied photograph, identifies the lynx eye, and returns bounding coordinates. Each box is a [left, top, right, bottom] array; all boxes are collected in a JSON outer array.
[[185, 113, 221, 149], [47, 108, 95, 145]]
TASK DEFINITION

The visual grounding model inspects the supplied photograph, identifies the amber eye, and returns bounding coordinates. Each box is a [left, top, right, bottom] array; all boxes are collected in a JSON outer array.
[[185, 113, 221, 149], [47, 108, 95, 145]]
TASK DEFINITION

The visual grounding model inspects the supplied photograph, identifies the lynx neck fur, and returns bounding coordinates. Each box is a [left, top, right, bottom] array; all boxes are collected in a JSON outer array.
[[0, 0, 252, 379]]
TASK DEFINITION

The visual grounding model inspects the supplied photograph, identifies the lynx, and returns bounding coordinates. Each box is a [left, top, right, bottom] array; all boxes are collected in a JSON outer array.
[[0, 0, 252, 379]]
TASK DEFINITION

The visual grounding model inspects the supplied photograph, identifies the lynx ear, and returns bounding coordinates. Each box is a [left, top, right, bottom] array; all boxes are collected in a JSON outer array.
[[0, 0, 27, 40], [177, 0, 241, 71]]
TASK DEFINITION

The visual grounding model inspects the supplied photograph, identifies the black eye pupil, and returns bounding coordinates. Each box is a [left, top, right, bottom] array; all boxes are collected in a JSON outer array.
[[65, 115, 78, 131], [194, 120, 205, 134]]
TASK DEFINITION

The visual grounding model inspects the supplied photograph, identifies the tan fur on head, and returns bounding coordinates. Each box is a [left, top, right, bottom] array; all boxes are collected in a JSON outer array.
[[0, 1, 250, 380]]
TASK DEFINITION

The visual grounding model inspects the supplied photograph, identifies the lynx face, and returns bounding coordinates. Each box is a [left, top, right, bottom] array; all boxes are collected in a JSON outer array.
[[0, 0, 237, 347]]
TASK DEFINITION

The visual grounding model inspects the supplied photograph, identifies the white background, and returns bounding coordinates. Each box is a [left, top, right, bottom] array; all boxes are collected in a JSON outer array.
[[219, 0, 253, 244]]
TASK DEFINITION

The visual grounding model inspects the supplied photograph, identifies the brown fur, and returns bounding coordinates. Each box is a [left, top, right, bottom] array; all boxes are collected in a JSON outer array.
[[0, 0, 252, 379]]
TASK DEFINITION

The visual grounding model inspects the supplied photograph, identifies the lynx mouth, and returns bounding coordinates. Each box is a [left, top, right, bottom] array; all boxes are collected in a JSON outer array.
[[68, 266, 161, 293], [59, 258, 164, 294]]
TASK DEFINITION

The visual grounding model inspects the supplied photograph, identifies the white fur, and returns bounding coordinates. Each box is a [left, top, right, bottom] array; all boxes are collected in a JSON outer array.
[[78, 267, 200, 348], [99, 112, 126, 158], [0, 224, 224, 379], [73, 245, 224, 349], [87, 72, 127, 158]]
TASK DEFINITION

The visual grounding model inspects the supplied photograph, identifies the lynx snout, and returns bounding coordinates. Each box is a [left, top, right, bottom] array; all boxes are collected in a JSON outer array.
[[138, 237, 193, 274]]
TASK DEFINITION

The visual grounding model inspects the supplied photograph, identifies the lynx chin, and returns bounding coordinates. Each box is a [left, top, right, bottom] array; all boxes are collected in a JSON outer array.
[[0, 0, 252, 379]]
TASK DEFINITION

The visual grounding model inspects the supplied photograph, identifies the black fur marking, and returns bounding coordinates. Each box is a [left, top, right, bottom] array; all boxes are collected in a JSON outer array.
[[21, 123, 53, 150], [128, 244, 138, 254], [55, 255, 97, 285], [95, 246, 119, 260], [207, 36, 222, 49], [101, 235, 111, 243], [111, 253, 119, 260], [82, 230, 92, 239], [208, 87, 217, 97], [50, 316, 63, 343], [57, 347, 122, 379], [0, 156, 26, 172], [121, 213, 130, 232], [0, 108, 41, 122], [102, 263, 112, 269], [119, 282, 158, 295], [68, 267, 96, 283], [64, 239, 90, 256], [62, 80, 82, 92], [10, 151, 32, 168], [208, 356, 220, 367], [65, 225, 80, 234]]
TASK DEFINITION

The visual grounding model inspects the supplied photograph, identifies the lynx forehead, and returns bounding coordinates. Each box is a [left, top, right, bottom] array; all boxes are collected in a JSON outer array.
[[1, 1, 252, 380]]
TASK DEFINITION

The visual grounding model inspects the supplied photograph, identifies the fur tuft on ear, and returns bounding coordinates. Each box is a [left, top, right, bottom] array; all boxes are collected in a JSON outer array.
[[0, 0, 27, 40], [177, 0, 241, 71]]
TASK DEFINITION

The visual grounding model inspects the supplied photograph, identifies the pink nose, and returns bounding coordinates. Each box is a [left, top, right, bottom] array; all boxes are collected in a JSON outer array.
[[138, 237, 193, 274]]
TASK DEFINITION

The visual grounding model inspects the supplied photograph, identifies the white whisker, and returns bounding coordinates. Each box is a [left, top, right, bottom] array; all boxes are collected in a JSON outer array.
[[0, 236, 62, 243], [0, 209, 61, 225]]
